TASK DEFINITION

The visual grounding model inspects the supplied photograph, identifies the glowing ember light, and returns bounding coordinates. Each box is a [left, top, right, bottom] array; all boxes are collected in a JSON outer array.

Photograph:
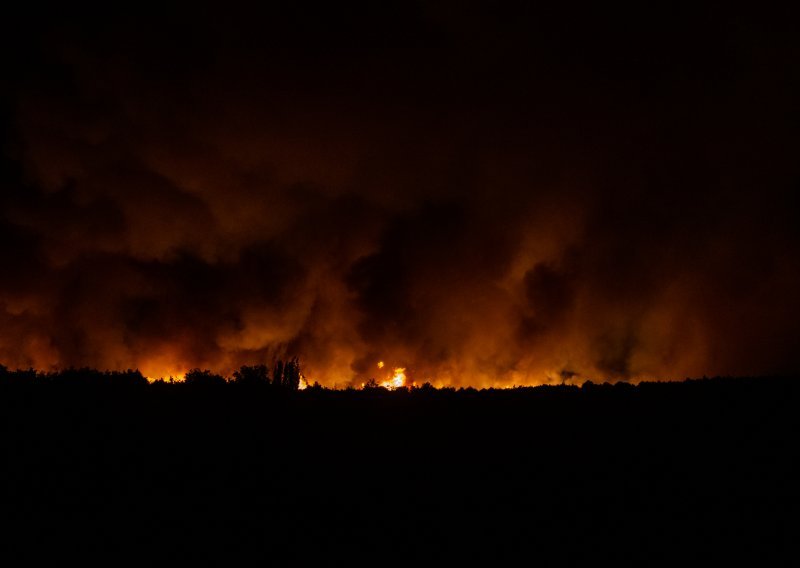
[[145, 370, 186, 383], [380, 367, 406, 389], [377, 361, 384, 369], [298, 377, 308, 390]]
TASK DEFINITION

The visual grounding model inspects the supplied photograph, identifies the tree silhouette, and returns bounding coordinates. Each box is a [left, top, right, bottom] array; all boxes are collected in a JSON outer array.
[[362, 378, 384, 391], [232, 364, 270, 386], [184, 368, 227, 387], [272, 357, 302, 390]]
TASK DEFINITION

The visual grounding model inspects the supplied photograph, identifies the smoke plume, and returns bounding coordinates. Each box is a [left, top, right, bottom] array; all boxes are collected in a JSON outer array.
[[2, 2, 799, 385]]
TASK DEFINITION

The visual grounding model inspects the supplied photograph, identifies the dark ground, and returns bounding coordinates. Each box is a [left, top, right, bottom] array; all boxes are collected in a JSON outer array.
[[2, 373, 798, 564]]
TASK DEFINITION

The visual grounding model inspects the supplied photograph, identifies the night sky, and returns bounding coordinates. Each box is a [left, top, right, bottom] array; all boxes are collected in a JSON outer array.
[[2, 2, 799, 385]]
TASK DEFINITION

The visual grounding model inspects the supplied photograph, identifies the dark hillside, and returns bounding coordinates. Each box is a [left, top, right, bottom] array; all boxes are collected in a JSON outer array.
[[2, 371, 797, 563]]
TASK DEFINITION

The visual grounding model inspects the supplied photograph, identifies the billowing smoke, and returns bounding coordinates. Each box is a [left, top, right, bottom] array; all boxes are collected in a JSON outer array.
[[1, 3, 799, 385]]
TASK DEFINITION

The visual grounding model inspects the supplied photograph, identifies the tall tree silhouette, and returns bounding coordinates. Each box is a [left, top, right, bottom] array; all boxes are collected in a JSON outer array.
[[232, 364, 270, 386], [272, 357, 302, 390], [184, 368, 227, 387]]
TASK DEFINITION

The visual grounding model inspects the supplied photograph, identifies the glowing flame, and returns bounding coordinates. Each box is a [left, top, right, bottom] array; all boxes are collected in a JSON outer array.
[[377, 361, 385, 369], [298, 377, 308, 390], [145, 370, 186, 383], [380, 367, 406, 389]]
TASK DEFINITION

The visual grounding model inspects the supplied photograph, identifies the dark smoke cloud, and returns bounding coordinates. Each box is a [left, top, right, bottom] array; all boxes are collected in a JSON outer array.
[[1, 2, 799, 385]]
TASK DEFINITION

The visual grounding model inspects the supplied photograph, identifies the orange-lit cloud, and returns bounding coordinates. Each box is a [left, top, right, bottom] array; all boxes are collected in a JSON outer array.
[[1, 4, 799, 385]]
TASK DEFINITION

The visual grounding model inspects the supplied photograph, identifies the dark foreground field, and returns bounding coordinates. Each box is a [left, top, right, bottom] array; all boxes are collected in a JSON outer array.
[[2, 373, 798, 564]]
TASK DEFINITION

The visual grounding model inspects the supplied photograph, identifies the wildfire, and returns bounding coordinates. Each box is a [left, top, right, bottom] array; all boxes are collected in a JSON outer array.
[[380, 367, 406, 389], [145, 370, 186, 383], [377, 361, 385, 369]]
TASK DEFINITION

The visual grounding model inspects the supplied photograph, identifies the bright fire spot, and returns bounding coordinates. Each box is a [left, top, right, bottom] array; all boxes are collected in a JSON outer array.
[[298, 377, 308, 390], [377, 361, 385, 369], [145, 372, 185, 383], [380, 367, 406, 389]]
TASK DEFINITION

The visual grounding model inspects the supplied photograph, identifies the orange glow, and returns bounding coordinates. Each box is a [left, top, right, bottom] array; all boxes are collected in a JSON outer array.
[[145, 371, 185, 383], [380, 367, 406, 389], [377, 361, 385, 369]]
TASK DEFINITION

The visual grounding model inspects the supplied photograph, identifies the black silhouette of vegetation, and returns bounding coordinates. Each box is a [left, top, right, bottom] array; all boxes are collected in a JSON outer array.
[[231, 363, 270, 386], [183, 368, 228, 387], [1, 364, 796, 564]]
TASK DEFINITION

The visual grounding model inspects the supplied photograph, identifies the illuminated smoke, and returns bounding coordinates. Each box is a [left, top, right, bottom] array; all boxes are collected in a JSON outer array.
[[1, 5, 799, 385]]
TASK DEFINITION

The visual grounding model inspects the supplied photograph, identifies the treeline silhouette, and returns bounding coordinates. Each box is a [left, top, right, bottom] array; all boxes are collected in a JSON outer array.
[[0, 358, 305, 390], [1, 363, 797, 564], [5, 359, 796, 398]]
